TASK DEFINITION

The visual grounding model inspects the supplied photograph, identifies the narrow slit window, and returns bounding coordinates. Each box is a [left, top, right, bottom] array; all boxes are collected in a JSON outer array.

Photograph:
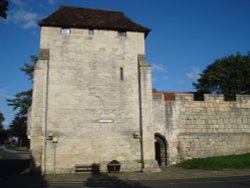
[[120, 67, 124, 80]]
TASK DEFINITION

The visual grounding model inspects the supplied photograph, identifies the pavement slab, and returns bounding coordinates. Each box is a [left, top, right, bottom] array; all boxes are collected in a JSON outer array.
[[44, 167, 250, 182]]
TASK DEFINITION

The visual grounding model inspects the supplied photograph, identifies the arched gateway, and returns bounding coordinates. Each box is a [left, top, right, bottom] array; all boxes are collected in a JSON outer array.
[[154, 133, 168, 166]]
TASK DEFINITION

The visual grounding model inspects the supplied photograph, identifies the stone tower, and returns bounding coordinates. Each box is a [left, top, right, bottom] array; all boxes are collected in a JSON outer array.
[[28, 6, 159, 174]]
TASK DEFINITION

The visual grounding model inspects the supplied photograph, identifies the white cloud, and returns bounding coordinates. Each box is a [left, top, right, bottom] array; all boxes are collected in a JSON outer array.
[[152, 78, 157, 82], [162, 76, 168, 80], [9, 9, 39, 29], [177, 80, 186, 85], [48, 0, 56, 5], [11, 0, 24, 6], [152, 63, 166, 72], [0, 89, 7, 98], [0, 88, 13, 99], [186, 67, 201, 81]]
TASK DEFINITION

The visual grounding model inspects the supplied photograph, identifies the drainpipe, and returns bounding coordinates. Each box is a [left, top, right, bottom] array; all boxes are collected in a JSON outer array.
[[138, 55, 144, 171], [40, 49, 50, 175]]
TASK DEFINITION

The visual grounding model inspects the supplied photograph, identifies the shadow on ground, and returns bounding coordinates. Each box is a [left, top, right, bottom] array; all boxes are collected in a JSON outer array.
[[85, 173, 150, 188], [84, 164, 150, 188], [0, 149, 48, 188], [0, 159, 30, 177], [0, 155, 151, 188]]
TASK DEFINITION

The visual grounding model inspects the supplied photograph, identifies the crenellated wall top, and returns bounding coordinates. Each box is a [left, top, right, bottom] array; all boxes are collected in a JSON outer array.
[[153, 92, 250, 103]]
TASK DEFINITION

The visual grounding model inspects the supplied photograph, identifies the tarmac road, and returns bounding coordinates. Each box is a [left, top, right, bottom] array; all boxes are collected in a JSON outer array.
[[1, 175, 249, 188], [1, 148, 250, 188], [135, 176, 250, 188]]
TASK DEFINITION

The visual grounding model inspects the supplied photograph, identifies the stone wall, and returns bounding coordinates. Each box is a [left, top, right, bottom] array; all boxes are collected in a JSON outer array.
[[30, 27, 150, 173], [29, 23, 250, 174], [153, 93, 250, 164]]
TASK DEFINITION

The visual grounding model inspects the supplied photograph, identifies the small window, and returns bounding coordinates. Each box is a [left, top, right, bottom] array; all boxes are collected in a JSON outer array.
[[61, 28, 70, 34], [118, 31, 126, 37], [89, 29, 94, 35], [120, 67, 124, 80]]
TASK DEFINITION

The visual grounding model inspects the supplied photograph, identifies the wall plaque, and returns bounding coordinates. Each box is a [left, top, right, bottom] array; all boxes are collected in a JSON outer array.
[[99, 119, 113, 123]]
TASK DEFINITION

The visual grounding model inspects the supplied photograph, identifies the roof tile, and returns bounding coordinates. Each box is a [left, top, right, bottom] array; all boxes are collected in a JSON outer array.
[[39, 6, 150, 37]]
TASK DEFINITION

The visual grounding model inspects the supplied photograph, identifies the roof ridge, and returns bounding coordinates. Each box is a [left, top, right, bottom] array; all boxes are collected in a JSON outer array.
[[123, 14, 151, 33], [39, 6, 150, 37], [60, 5, 124, 14]]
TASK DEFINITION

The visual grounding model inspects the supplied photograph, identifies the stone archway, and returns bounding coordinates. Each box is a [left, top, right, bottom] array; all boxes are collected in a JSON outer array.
[[154, 133, 167, 166]]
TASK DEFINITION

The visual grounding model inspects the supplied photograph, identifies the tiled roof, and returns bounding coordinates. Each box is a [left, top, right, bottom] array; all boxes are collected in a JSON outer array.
[[152, 89, 193, 101], [39, 6, 150, 37]]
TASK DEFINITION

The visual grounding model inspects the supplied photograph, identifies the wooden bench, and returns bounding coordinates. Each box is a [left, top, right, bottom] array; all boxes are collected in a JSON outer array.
[[75, 163, 100, 173]]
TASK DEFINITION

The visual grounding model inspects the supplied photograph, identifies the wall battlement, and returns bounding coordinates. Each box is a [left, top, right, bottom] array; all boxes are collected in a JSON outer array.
[[153, 92, 250, 104], [152, 92, 250, 163]]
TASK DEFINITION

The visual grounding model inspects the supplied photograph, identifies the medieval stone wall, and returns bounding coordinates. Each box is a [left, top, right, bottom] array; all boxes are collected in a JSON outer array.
[[29, 18, 250, 174], [30, 27, 148, 173], [153, 93, 250, 164]]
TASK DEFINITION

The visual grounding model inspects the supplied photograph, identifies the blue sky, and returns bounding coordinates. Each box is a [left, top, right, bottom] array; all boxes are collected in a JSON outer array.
[[1, 0, 250, 127]]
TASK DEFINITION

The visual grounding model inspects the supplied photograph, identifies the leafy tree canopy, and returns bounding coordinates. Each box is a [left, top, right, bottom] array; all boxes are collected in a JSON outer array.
[[21, 55, 37, 81], [9, 115, 29, 146], [7, 89, 33, 116], [9, 115, 27, 137], [7, 56, 36, 116], [0, 0, 8, 19], [193, 52, 250, 100], [6, 55, 36, 146], [0, 111, 4, 131], [0, 112, 8, 143]]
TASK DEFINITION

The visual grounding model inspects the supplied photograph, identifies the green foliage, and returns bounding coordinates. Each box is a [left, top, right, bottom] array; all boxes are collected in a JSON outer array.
[[193, 52, 250, 100], [5, 144, 29, 152], [177, 153, 250, 170], [0, 112, 8, 144], [9, 115, 27, 137], [7, 89, 32, 116], [0, 0, 8, 19], [7, 56, 36, 116], [21, 55, 37, 81], [6, 55, 37, 147], [0, 112, 4, 131], [9, 115, 29, 147]]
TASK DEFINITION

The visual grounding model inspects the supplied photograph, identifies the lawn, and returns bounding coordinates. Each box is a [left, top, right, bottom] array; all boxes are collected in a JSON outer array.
[[5, 144, 29, 152], [177, 153, 250, 170]]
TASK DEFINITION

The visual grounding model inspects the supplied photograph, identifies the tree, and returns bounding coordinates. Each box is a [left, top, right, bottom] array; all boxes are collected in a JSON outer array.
[[193, 52, 250, 100], [7, 56, 36, 117], [7, 89, 33, 117], [0, 112, 8, 144], [9, 115, 29, 146], [0, 0, 9, 19], [0, 111, 4, 131], [6, 56, 37, 146]]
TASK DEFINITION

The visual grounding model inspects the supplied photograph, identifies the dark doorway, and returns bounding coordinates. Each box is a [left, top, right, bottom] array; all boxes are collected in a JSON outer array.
[[154, 133, 167, 166]]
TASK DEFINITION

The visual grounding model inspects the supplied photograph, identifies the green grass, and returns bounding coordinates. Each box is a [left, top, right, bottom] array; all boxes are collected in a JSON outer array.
[[177, 153, 250, 170], [5, 144, 29, 152]]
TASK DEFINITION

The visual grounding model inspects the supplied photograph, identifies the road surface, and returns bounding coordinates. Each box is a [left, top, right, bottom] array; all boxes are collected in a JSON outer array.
[[0, 175, 249, 188]]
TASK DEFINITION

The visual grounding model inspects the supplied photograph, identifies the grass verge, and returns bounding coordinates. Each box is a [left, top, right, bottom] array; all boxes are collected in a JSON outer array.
[[5, 144, 29, 152], [177, 153, 250, 170]]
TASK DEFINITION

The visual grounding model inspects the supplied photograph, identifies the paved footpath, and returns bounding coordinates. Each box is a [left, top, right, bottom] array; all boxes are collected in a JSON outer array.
[[44, 167, 250, 182], [1, 165, 250, 188]]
